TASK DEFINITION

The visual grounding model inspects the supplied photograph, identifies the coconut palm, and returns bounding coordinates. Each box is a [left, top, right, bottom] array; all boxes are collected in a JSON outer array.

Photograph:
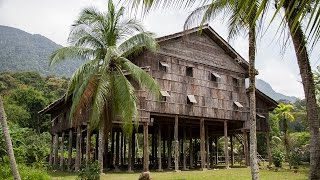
[[273, 103, 295, 166], [0, 96, 21, 180], [50, 0, 160, 172]]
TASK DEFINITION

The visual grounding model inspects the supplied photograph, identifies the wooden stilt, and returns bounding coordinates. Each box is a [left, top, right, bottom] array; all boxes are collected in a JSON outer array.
[[266, 131, 272, 167], [115, 131, 120, 170], [167, 125, 172, 169], [53, 133, 59, 167], [224, 120, 229, 169], [200, 118, 205, 170], [206, 125, 210, 169], [49, 135, 53, 166], [158, 124, 162, 171], [128, 132, 133, 172], [189, 128, 193, 169], [143, 122, 149, 172], [124, 134, 126, 165], [60, 131, 65, 170], [86, 125, 91, 164], [121, 132, 124, 166], [209, 137, 213, 168], [132, 130, 136, 170], [162, 130, 166, 162], [230, 135, 234, 166], [80, 126, 83, 166], [75, 126, 81, 171], [67, 129, 73, 171], [154, 128, 158, 168], [215, 136, 218, 165], [174, 115, 179, 171], [111, 130, 114, 166], [152, 129, 155, 165], [183, 124, 187, 170], [243, 131, 249, 166]]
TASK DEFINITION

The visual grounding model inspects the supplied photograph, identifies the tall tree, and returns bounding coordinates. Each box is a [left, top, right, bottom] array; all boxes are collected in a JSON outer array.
[[50, 0, 160, 173], [279, 1, 320, 178], [273, 103, 295, 166], [0, 96, 21, 180]]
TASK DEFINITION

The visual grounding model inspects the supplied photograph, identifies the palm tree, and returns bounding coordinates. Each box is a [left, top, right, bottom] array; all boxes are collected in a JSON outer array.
[[0, 96, 21, 180], [273, 103, 294, 166], [50, 0, 160, 173], [276, 1, 320, 178]]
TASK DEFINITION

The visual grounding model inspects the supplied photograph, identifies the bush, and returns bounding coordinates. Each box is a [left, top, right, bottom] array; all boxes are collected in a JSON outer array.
[[0, 163, 50, 180], [272, 150, 285, 168], [77, 161, 100, 180]]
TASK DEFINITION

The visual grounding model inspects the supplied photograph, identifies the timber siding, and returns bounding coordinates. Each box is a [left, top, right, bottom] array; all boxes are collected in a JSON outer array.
[[134, 31, 249, 121]]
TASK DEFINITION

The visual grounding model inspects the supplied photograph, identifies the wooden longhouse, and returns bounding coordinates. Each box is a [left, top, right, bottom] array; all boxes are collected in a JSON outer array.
[[39, 25, 277, 172]]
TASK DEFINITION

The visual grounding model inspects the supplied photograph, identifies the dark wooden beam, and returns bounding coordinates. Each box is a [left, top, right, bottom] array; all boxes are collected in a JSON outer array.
[[60, 131, 65, 170], [224, 120, 229, 168], [200, 118, 206, 170], [67, 129, 73, 171], [143, 122, 149, 172], [158, 124, 162, 171], [174, 115, 179, 171]]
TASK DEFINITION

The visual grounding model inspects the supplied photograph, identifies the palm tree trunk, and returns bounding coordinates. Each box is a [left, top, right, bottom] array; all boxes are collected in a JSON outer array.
[[0, 96, 21, 180], [284, 2, 320, 179], [98, 121, 105, 173], [283, 118, 290, 168], [248, 27, 260, 180]]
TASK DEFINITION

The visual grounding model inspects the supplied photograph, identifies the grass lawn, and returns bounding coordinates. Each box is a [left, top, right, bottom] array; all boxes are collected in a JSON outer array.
[[50, 166, 309, 180]]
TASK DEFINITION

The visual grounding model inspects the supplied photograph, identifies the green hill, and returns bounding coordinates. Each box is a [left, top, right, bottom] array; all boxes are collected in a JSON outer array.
[[0, 25, 83, 77]]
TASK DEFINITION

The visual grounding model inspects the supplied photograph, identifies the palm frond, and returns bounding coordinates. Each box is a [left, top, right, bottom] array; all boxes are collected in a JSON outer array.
[[118, 32, 158, 57], [49, 46, 94, 66], [119, 57, 160, 99], [112, 66, 138, 135]]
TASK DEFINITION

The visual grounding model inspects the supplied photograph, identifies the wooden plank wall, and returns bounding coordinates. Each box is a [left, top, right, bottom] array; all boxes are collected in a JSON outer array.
[[133, 32, 249, 121]]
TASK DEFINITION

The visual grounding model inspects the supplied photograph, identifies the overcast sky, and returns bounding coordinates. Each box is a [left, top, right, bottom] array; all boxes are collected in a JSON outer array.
[[1, 0, 318, 98]]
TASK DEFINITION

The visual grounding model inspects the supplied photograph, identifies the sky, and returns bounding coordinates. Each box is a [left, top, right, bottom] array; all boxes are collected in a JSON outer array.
[[0, 0, 318, 98]]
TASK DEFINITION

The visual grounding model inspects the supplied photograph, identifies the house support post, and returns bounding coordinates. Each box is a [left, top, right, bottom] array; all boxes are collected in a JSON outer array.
[[183, 123, 187, 170], [167, 125, 172, 169], [143, 122, 149, 172], [60, 131, 65, 170], [200, 118, 206, 170], [86, 125, 91, 164], [243, 131, 249, 166], [189, 128, 193, 169], [75, 126, 81, 171], [132, 130, 136, 170], [115, 131, 120, 171], [215, 136, 218, 165], [206, 125, 210, 169], [224, 120, 229, 169], [174, 115, 179, 171], [230, 135, 234, 166], [53, 133, 59, 167], [266, 131, 272, 167], [158, 124, 162, 171], [128, 131, 133, 172], [67, 129, 73, 171]]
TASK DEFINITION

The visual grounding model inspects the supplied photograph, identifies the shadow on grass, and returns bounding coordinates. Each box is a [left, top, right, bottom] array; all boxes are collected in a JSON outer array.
[[49, 171, 77, 177]]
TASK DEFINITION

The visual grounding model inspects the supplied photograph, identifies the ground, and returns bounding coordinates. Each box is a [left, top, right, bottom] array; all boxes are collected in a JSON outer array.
[[50, 165, 309, 180]]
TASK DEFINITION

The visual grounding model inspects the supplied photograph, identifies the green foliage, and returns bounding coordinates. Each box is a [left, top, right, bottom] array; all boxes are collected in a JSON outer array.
[[0, 71, 68, 132], [77, 161, 100, 180], [272, 150, 285, 168], [0, 163, 50, 180], [0, 123, 51, 165]]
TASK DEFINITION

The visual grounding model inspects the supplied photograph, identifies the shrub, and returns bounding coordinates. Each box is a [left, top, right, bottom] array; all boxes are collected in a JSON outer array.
[[272, 150, 285, 168], [0, 163, 50, 180], [77, 161, 100, 180]]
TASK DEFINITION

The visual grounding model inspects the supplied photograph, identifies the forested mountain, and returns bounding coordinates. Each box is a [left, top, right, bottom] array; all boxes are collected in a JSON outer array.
[[256, 79, 298, 103], [0, 25, 83, 77]]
